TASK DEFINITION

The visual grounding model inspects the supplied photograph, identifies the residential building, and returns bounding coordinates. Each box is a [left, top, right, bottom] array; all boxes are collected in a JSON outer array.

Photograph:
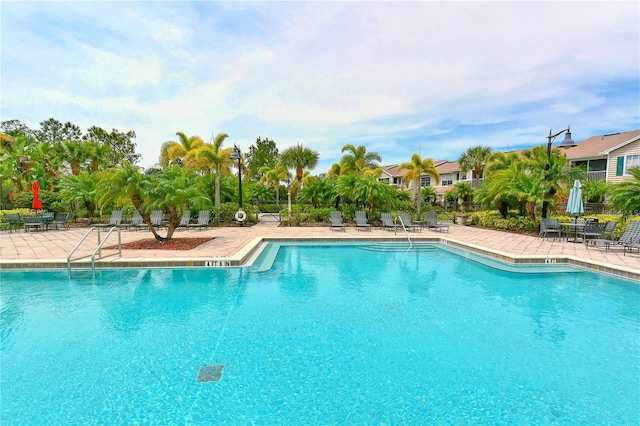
[[378, 129, 640, 207], [562, 129, 640, 183]]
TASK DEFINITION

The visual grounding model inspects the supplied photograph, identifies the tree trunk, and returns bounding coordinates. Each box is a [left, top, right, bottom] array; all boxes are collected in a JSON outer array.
[[215, 173, 221, 223], [415, 179, 422, 219]]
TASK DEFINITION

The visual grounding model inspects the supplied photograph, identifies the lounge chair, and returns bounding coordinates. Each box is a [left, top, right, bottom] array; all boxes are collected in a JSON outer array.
[[622, 221, 640, 255], [177, 210, 192, 230], [51, 212, 70, 230], [95, 209, 123, 229], [397, 212, 421, 232], [539, 218, 563, 241], [329, 211, 345, 231], [150, 210, 166, 229], [381, 212, 396, 231], [188, 210, 210, 230], [597, 221, 640, 254], [125, 210, 147, 230], [425, 211, 449, 233], [355, 210, 371, 231]]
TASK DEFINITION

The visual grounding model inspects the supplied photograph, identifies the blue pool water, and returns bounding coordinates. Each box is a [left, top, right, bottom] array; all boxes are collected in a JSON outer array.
[[1, 244, 639, 424]]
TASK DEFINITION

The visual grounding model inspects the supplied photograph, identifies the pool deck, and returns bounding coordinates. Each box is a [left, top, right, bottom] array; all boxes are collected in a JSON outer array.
[[1, 220, 638, 281]]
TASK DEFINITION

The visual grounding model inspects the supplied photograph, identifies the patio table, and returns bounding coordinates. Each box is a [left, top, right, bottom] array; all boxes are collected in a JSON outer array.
[[562, 222, 585, 243]]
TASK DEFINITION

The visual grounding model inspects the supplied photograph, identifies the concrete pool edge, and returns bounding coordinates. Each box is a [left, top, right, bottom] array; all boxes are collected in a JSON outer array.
[[1, 235, 638, 281]]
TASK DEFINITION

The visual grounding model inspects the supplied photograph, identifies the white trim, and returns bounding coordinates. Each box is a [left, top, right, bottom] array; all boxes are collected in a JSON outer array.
[[600, 135, 640, 155]]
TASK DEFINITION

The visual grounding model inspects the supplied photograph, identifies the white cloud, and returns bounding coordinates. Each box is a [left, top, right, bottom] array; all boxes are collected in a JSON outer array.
[[1, 1, 638, 172]]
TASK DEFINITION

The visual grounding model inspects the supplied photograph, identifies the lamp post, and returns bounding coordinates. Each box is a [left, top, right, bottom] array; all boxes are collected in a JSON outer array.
[[229, 145, 244, 223], [542, 126, 576, 219]]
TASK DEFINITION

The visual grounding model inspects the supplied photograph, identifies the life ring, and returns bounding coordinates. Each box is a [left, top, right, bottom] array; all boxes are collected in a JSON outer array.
[[235, 209, 247, 222]]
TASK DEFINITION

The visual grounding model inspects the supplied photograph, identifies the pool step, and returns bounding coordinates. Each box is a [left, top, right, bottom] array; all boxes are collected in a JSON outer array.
[[360, 242, 437, 252]]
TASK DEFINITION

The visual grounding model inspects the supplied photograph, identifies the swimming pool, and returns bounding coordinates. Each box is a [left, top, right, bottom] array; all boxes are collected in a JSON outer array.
[[1, 243, 639, 424]]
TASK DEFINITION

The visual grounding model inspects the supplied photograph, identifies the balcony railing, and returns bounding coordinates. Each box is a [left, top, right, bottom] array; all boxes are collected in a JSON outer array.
[[586, 171, 606, 181]]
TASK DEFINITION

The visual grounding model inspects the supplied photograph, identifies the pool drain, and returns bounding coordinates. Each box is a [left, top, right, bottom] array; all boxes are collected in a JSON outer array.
[[197, 364, 224, 382]]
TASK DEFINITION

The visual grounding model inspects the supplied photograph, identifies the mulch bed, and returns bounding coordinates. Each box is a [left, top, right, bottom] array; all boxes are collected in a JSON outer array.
[[106, 238, 214, 250]]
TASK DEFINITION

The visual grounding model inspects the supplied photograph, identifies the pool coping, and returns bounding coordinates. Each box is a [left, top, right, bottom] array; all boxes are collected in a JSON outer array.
[[1, 235, 638, 281]]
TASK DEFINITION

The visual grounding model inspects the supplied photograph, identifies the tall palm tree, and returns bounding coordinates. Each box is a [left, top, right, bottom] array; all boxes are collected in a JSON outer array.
[[85, 141, 114, 173], [56, 140, 88, 176], [259, 163, 290, 205], [458, 145, 492, 188], [280, 143, 320, 191], [398, 153, 440, 218], [340, 144, 382, 176], [183, 133, 231, 220], [159, 132, 205, 167]]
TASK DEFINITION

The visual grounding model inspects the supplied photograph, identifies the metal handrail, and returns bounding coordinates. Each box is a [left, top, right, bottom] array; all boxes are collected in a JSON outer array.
[[91, 227, 122, 278], [67, 226, 122, 278], [395, 216, 413, 248]]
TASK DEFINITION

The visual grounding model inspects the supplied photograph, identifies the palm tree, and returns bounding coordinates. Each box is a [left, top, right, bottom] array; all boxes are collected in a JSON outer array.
[[57, 171, 99, 222], [159, 132, 205, 167], [56, 140, 88, 176], [458, 145, 492, 188], [490, 161, 545, 226], [183, 133, 231, 220], [608, 167, 640, 216], [398, 153, 440, 218], [85, 140, 114, 173], [353, 175, 395, 215], [340, 144, 382, 176], [259, 163, 290, 205], [144, 166, 212, 240], [280, 143, 320, 191]]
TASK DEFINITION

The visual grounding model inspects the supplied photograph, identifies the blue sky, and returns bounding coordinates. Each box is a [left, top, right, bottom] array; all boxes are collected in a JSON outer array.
[[2, 1, 638, 173]]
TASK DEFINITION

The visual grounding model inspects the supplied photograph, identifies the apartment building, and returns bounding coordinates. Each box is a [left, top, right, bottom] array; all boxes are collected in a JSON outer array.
[[378, 129, 640, 201]]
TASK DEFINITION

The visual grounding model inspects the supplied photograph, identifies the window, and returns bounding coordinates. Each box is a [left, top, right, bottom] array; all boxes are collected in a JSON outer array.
[[441, 174, 453, 186], [625, 154, 640, 174], [393, 177, 402, 185], [379, 178, 389, 184], [420, 176, 431, 187]]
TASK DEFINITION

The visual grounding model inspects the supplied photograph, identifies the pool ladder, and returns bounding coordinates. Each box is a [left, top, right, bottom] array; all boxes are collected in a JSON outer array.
[[67, 226, 122, 278], [395, 216, 413, 248]]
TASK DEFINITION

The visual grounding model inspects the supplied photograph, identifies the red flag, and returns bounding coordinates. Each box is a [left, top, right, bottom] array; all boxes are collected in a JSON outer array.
[[31, 181, 43, 210]]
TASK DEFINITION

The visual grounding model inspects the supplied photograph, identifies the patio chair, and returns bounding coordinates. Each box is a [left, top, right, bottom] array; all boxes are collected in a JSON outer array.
[[51, 212, 70, 230], [539, 218, 563, 241], [583, 221, 606, 246], [187, 210, 210, 230], [397, 212, 421, 232], [95, 209, 123, 229], [4, 214, 22, 233], [425, 211, 449, 233], [329, 211, 345, 231], [354, 210, 370, 231], [177, 210, 192, 230], [381, 212, 396, 231], [586, 221, 617, 250]]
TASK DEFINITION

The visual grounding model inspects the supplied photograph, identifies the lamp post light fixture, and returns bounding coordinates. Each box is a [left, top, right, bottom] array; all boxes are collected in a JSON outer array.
[[542, 126, 576, 219], [229, 144, 245, 224]]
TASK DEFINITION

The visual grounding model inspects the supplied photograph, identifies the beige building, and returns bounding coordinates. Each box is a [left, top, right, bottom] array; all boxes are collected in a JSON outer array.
[[379, 129, 640, 201]]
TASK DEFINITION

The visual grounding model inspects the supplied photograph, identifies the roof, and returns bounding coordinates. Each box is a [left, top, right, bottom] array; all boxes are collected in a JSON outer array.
[[381, 160, 448, 177], [564, 130, 640, 159], [435, 161, 461, 174]]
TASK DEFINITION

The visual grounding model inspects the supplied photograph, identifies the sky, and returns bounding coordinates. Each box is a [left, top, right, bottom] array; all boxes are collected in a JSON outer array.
[[2, 1, 639, 174]]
